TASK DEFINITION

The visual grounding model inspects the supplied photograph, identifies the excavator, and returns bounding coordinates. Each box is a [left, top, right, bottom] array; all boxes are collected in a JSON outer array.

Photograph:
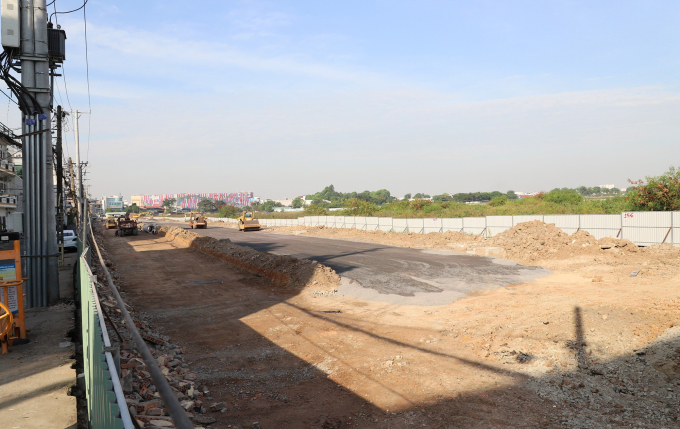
[[188, 212, 208, 229], [237, 211, 261, 232], [131, 211, 153, 220], [115, 214, 139, 236]]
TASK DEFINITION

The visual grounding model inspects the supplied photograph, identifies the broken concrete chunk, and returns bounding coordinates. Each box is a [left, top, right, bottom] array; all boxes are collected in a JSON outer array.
[[192, 415, 217, 425], [209, 402, 226, 412]]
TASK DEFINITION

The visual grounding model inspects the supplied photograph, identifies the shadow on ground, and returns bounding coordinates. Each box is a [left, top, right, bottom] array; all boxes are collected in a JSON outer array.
[[101, 228, 680, 429]]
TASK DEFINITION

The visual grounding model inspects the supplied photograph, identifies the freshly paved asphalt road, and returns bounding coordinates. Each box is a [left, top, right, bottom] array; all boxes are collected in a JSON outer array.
[[158, 222, 551, 306]]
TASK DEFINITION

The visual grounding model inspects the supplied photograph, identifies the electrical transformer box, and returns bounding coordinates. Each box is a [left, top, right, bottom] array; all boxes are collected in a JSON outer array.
[[48, 28, 66, 62], [1, 0, 20, 48]]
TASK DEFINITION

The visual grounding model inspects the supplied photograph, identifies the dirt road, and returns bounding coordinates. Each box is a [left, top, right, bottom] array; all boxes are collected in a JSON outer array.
[[102, 224, 680, 428], [156, 221, 550, 306]]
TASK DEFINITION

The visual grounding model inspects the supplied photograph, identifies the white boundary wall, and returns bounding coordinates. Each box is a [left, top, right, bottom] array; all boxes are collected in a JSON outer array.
[[206, 211, 680, 246]]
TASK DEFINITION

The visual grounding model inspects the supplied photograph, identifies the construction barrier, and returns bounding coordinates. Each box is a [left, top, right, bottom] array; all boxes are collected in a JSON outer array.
[[207, 211, 680, 246]]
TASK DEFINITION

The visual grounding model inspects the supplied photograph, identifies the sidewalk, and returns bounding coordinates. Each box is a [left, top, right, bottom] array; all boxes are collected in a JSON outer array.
[[0, 252, 78, 429]]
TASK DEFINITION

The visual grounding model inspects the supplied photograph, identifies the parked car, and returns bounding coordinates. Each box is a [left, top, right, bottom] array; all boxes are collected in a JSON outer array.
[[63, 230, 78, 251]]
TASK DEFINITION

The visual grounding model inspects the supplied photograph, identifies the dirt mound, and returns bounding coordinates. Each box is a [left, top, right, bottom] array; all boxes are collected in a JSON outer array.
[[488, 221, 638, 262], [160, 227, 340, 292]]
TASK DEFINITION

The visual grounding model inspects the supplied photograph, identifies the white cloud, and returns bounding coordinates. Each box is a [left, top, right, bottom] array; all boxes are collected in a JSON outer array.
[[60, 19, 377, 86]]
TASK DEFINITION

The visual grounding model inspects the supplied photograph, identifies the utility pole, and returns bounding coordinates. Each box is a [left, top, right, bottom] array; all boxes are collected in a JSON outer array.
[[74, 109, 83, 234], [67, 157, 77, 220], [20, 0, 59, 307], [55, 105, 64, 267]]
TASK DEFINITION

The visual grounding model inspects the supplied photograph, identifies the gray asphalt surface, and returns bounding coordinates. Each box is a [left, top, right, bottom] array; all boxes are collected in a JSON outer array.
[[158, 222, 551, 306]]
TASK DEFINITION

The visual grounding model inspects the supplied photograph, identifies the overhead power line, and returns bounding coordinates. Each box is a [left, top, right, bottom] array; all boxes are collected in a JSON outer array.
[[49, 0, 89, 22], [84, 1, 92, 161], [0, 88, 18, 106]]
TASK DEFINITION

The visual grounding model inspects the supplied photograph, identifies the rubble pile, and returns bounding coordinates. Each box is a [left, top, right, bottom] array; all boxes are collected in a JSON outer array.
[[91, 228, 221, 429], [159, 226, 340, 292]]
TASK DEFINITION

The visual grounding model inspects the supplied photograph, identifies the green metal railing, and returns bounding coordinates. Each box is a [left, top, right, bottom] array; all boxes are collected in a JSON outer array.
[[78, 240, 134, 429]]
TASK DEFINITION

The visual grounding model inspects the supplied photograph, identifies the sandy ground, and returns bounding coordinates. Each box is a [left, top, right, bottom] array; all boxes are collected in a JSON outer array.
[[99, 222, 680, 429]]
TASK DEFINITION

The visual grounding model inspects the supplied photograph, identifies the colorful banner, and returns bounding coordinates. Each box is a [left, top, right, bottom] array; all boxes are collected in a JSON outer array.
[[138, 192, 255, 209]]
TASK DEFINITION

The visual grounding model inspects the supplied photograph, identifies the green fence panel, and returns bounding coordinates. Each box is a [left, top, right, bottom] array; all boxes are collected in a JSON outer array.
[[79, 244, 134, 429]]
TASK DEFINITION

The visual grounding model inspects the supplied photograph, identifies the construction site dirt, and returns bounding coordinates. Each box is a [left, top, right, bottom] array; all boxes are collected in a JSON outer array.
[[101, 222, 680, 429]]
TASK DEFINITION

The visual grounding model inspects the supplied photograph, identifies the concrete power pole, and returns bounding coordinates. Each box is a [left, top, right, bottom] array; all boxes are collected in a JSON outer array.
[[20, 0, 58, 306], [74, 110, 83, 233], [55, 105, 64, 266], [67, 157, 77, 211]]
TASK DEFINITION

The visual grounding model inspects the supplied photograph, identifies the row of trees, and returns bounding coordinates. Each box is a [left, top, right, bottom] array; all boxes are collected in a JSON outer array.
[[155, 167, 679, 219], [307, 185, 523, 208], [298, 172, 675, 216], [575, 186, 634, 197], [308, 185, 395, 207]]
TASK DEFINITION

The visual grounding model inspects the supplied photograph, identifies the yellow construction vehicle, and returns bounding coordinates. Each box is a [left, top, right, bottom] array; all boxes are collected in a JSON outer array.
[[237, 211, 261, 232], [188, 212, 208, 229], [105, 216, 117, 229], [131, 211, 152, 220]]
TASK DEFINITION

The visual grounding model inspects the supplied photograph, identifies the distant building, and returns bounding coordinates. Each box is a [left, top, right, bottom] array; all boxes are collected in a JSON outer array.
[[102, 195, 124, 211], [516, 192, 537, 198], [304, 197, 331, 205], [90, 200, 103, 215], [0, 123, 22, 232], [598, 184, 616, 190], [273, 207, 304, 212]]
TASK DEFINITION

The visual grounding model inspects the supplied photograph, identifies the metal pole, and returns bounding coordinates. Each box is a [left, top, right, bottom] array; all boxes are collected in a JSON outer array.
[[36, 0, 51, 305], [38, 0, 57, 304], [18, 0, 59, 306], [21, 0, 36, 306]]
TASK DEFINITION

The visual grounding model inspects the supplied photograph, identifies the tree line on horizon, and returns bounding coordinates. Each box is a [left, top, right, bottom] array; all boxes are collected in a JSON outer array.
[[158, 166, 680, 217]]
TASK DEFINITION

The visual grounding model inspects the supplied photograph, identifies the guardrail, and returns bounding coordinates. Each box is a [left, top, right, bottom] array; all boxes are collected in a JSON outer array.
[[77, 240, 134, 428], [206, 211, 680, 246]]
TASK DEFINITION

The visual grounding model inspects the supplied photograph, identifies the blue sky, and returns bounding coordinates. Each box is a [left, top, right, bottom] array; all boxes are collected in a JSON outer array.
[[26, 0, 680, 199]]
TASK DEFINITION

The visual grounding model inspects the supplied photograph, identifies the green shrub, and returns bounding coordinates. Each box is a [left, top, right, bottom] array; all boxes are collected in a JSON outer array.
[[217, 205, 239, 218], [341, 198, 378, 216], [628, 166, 680, 211], [488, 196, 508, 207], [304, 204, 328, 216], [543, 188, 583, 205]]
